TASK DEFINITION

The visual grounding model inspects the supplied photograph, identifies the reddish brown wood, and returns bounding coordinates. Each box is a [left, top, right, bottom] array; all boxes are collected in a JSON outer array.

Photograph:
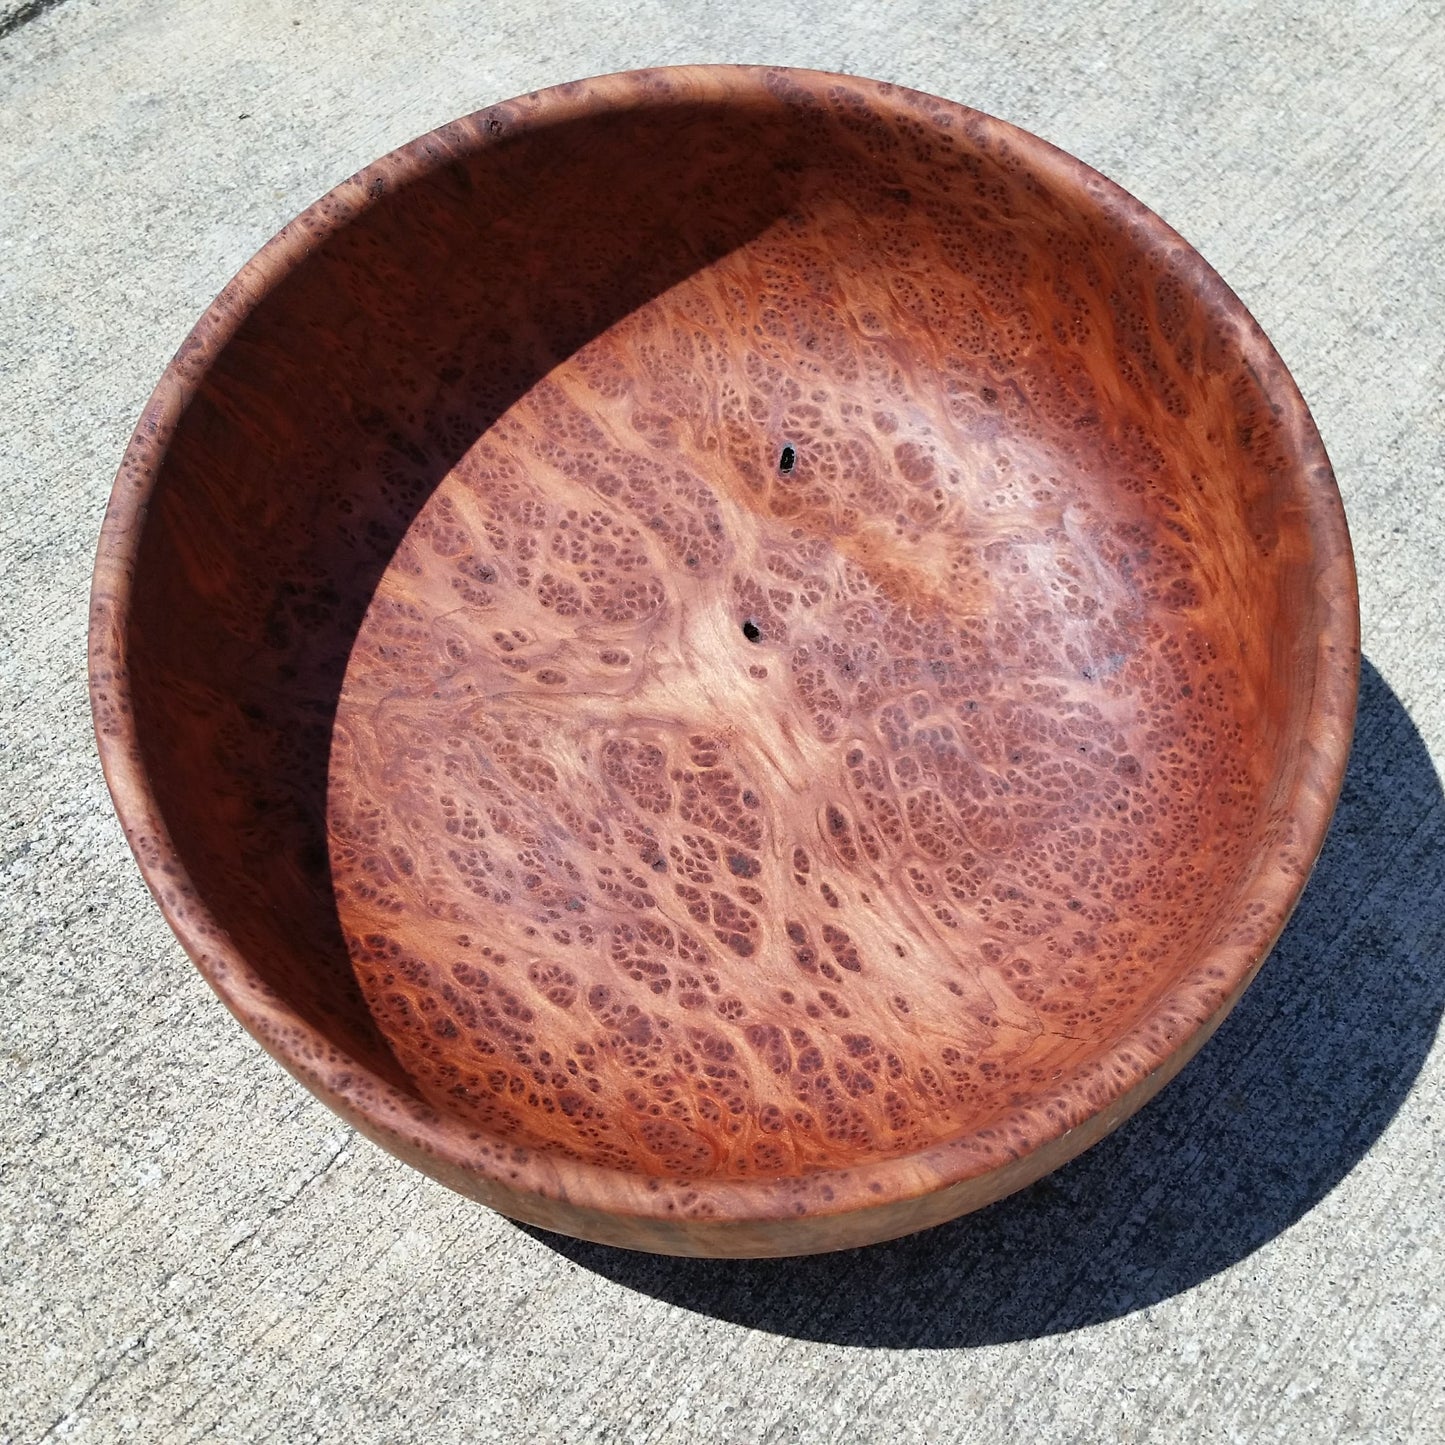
[[89, 66, 1358, 1256]]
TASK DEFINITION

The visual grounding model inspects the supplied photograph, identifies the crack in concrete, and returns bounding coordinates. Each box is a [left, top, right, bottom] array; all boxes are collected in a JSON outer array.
[[219, 1136, 350, 1263], [38, 1329, 155, 1443]]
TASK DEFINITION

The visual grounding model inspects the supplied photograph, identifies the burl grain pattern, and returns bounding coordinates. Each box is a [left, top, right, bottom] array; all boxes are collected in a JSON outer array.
[[90, 67, 1358, 1256]]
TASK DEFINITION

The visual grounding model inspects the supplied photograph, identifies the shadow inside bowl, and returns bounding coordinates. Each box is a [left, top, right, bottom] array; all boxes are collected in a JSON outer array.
[[523, 656, 1444, 1343], [122, 101, 806, 1089]]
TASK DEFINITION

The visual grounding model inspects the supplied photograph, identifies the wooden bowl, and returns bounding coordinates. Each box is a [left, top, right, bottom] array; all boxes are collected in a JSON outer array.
[[90, 66, 1358, 1256]]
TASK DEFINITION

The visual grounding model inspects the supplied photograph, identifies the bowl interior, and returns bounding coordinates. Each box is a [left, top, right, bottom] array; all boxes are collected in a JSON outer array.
[[115, 77, 1341, 1187]]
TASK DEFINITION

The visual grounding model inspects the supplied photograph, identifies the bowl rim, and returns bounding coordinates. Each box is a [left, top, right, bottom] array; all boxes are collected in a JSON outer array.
[[88, 63, 1360, 1249]]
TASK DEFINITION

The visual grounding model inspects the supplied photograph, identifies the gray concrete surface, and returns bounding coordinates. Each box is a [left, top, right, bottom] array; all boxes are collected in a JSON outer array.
[[2, 1, 1442, 1440]]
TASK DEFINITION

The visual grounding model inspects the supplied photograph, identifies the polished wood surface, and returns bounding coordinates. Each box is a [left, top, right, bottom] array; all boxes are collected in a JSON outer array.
[[90, 66, 1358, 1255]]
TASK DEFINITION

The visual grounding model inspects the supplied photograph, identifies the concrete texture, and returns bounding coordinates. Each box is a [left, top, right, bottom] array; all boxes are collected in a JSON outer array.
[[1, 1, 1441, 1440]]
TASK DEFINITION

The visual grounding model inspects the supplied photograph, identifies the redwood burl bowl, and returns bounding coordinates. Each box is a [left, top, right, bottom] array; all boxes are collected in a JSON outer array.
[[89, 66, 1358, 1257]]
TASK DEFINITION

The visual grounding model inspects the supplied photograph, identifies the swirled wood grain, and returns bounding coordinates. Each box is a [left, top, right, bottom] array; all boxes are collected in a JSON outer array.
[[89, 66, 1357, 1255]]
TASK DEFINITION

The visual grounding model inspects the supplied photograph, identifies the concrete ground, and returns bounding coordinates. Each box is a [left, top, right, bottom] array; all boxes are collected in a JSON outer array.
[[2, 1, 1442, 1440]]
